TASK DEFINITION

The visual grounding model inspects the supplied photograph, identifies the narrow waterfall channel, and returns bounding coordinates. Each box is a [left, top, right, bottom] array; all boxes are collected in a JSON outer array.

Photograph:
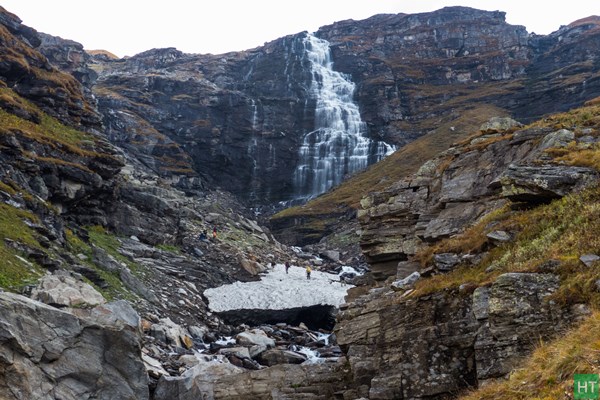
[[293, 33, 395, 200]]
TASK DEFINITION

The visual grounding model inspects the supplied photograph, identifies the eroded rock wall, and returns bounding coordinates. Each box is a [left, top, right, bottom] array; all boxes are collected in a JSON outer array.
[[335, 272, 577, 399]]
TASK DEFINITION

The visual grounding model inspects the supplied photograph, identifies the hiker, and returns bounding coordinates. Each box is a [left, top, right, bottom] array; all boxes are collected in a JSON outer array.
[[198, 230, 208, 242], [306, 265, 312, 280], [212, 226, 217, 240], [285, 261, 290, 274]]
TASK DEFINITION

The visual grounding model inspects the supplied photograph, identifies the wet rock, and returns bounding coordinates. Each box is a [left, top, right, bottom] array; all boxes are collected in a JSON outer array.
[[219, 346, 251, 359], [188, 325, 208, 340], [248, 344, 269, 358], [236, 329, 276, 348], [321, 250, 341, 262]]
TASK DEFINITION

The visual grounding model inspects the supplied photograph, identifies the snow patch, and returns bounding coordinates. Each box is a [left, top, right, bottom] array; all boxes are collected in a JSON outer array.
[[204, 264, 351, 312]]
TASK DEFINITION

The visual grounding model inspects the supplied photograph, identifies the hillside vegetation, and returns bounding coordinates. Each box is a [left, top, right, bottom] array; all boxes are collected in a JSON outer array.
[[413, 101, 600, 399]]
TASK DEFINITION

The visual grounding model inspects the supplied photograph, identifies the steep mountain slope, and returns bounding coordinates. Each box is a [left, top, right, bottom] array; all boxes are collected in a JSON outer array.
[[64, 7, 600, 209], [0, 9, 331, 396], [2, 4, 600, 399], [0, 9, 329, 397], [270, 9, 600, 243], [335, 101, 600, 398]]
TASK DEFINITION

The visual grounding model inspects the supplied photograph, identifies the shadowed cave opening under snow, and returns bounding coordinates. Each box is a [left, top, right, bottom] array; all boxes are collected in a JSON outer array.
[[216, 305, 338, 331]]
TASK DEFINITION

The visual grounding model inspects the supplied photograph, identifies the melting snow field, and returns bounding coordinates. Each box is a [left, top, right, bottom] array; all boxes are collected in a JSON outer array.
[[203, 264, 351, 312]]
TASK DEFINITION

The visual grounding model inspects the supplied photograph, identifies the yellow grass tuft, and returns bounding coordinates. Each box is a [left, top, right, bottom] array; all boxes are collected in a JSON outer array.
[[412, 186, 600, 298]]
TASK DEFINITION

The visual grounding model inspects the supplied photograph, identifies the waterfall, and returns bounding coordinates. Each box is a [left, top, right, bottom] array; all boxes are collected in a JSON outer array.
[[250, 99, 259, 131], [247, 99, 262, 202], [293, 34, 395, 200]]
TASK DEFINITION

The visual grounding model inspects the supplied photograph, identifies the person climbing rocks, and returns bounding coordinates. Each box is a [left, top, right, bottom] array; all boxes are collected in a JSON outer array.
[[285, 261, 290, 274], [212, 226, 218, 240], [306, 265, 312, 280], [198, 230, 208, 242]]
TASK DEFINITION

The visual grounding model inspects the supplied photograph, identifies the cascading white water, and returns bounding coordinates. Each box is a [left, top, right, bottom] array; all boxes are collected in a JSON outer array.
[[293, 34, 395, 200]]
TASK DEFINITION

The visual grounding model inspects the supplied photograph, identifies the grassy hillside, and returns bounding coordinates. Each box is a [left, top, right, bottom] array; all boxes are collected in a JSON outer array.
[[0, 88, 107, 292]]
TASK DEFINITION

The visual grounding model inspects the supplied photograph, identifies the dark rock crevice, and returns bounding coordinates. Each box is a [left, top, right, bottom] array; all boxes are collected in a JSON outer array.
[[217, 305, 338, 331]]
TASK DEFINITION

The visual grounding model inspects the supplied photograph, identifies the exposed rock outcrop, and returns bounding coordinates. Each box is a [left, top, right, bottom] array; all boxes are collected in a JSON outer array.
[[0, 292, 148, 400], [31, 272, 106, 307], [335, 272, 579, 399], [339, 110, 600, 397], [358, 124, 597, 279], [0, 7, 101, 129], [153, 362, 348, 400]]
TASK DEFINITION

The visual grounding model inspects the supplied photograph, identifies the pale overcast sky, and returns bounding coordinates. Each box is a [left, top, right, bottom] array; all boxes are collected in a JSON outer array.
[[1, 0, 599, 58]]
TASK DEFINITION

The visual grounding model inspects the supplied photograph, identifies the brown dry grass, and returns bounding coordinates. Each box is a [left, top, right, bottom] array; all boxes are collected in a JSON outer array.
[[459, 310, 600, 400]]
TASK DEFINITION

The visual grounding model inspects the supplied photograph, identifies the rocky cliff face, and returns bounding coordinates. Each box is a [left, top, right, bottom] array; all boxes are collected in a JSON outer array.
[[91, 36, 316, 204], [358, 119, 597, 278], [318, 8, 600, 132], [335, 109, 600, 397], [0, 9, 101, 130], [336, 271, 583, 399], [78, 7, 600, 207]]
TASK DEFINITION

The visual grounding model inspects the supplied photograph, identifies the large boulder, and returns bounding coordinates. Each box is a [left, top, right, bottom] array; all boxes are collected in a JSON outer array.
[[235, 329, 276, 348], [31, 273, 106, 307], [0, 292, 148, 400], [255, 349, 307, 366]]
